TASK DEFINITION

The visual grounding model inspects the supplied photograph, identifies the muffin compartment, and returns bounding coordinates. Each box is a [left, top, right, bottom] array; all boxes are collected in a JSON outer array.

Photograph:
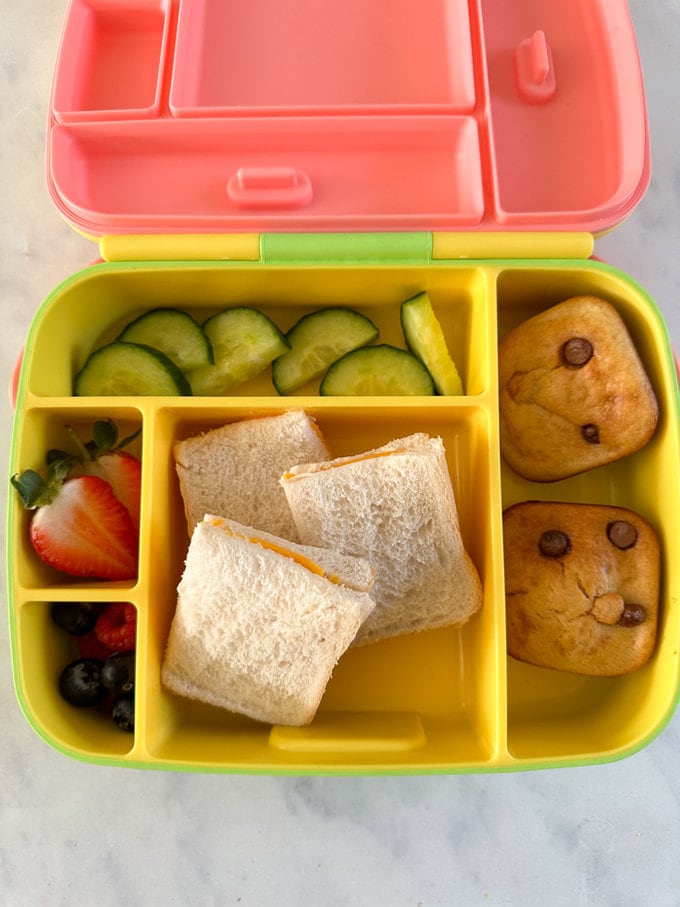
[[496, 262, 680, 766]]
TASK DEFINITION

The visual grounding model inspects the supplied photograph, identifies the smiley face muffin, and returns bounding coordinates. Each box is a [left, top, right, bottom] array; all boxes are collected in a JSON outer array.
[[503, 501, 660, 676], [499, 296, 658, 482]]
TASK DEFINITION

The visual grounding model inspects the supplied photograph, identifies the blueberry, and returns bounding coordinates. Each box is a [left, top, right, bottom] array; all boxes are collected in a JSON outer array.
[[59, 658, 107, 707], [112, 683, 135, 733], [50, 602, 99, 635], [101, 652, 136, 690]]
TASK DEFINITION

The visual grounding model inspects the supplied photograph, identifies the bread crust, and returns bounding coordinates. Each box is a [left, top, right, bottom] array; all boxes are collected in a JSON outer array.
[[498, 296, 658, 482], [503, 501, 660, 676]]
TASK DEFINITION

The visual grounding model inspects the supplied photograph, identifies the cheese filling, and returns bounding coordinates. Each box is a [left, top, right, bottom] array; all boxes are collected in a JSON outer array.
[[207, 516, 339, 582], [283, 448, 405, 482]]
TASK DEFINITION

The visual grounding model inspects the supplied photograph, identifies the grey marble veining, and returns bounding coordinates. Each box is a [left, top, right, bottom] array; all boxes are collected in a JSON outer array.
[[1, 2, 680, 905]]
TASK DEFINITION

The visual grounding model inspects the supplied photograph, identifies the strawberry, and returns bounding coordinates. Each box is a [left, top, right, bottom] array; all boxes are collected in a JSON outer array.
[[63, 420, 142, 532], [11, 459, 138, 580]]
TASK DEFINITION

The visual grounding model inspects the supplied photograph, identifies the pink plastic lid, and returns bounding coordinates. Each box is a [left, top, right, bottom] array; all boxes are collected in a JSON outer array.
[[46, 0, 650, 237]]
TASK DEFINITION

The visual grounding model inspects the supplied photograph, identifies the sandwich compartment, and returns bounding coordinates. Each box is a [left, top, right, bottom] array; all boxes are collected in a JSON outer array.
[[7, 0, 680, 773]]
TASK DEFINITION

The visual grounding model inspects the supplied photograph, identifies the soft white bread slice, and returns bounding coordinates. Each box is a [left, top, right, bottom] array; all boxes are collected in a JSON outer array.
[[161, 516, 376, 726], [281, 433, 483, 646], [173, 410, 331, 540]]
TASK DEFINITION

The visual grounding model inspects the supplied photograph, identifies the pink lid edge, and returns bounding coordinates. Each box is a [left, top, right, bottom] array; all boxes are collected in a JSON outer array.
[[46, 0, 650, 237]]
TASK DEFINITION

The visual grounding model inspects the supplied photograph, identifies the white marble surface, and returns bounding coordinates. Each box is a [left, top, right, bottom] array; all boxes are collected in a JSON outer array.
[[1, 2, 679, 905]]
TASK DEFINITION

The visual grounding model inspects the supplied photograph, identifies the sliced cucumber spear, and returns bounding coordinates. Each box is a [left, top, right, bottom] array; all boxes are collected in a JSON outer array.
[[187, 307, 290, 395], [272, 307, 379, 394], [400, 292, 464, 395], [320, 345, 435, 396], [74, 341, 192, 396], [118, 308, 213, 372]]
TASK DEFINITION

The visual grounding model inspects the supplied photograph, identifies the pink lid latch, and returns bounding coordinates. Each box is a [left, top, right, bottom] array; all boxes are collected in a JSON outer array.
[[227, 167, 313, 210], [514, 30, 557, 104]]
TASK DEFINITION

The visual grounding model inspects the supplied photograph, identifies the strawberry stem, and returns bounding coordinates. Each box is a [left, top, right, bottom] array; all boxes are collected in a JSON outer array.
[[11, 458, 72, 508]]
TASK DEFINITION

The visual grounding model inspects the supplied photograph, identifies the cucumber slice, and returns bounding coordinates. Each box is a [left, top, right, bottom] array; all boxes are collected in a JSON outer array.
[[187, 307, 289, 395], [74, 342, 192, 396], [320, 345, 435, 396], [272, 307, 379, 394], [401, 292, 464, 395], [118, 308, 213, 372]]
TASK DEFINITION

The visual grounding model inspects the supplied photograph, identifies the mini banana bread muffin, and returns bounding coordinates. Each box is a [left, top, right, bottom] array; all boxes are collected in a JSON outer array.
[[499, 296, 658, 482], [503, 501, 660, 676]]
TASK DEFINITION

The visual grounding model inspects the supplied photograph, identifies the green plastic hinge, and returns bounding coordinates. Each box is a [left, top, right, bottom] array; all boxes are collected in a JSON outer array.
[[260, 232, 432, 263]]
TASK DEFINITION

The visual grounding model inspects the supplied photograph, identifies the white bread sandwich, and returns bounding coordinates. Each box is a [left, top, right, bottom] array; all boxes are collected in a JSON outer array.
[[161, 515, 376, 726], [173, 410, 330, 540], [280, 433, 483, 646]]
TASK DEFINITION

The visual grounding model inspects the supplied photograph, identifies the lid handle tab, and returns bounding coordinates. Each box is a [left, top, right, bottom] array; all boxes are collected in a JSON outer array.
[[514, 30, 556, 104], [227, 166, 313, 210]]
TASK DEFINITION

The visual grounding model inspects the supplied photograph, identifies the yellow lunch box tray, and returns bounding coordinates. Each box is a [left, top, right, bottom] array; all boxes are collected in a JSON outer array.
[[7, 0, 680, 773], [8, 254, 680, 773]]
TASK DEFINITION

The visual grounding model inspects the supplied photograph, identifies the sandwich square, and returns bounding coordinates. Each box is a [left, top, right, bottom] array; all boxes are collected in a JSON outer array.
[[162, 518, 375, 726], [281, 433, 483, 645]]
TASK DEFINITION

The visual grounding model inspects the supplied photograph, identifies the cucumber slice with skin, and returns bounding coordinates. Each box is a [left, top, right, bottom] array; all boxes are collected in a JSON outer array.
[[74, 341, 192, 396], [272, 307, 379, 394], [401, 292, 464, 395], [320, 345, 435, 396], [118, 308, 214, 372], [187, 307, 290, 395]]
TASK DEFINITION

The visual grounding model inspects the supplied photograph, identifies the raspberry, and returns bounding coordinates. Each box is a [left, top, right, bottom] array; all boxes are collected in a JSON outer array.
[[77, 630, 115, 661], [95, 602, 137, 652]]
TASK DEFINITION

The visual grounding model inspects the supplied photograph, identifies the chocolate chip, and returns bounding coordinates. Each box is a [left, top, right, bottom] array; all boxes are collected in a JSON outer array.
[[561, 337, 593, 367], [607, 520, 638, 550], [581, 423, 600, 444], [539, 529, 571, 558], [617, 603, 646, 627]]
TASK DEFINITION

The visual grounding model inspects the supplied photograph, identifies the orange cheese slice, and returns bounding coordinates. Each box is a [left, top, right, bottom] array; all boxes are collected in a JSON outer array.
[[283, 448, 405, 482], [207, 516, 330, 579]]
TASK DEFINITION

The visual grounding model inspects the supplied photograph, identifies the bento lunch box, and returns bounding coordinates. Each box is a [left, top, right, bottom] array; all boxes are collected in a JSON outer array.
[[7, 0, 680, 773]]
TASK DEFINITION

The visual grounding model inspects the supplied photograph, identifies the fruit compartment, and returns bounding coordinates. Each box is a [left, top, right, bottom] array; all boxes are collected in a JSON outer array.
[[51, 0, 173, 122], [9, 404, 145, 591], [12, 600, 140, 760], [496, 262, 680, 765]]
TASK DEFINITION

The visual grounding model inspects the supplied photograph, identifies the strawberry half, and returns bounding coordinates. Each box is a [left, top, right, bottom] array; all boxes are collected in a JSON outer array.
[[12, 459, 138, 580], [84, 449, 141, 532], [63, 420, 142, 532]]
